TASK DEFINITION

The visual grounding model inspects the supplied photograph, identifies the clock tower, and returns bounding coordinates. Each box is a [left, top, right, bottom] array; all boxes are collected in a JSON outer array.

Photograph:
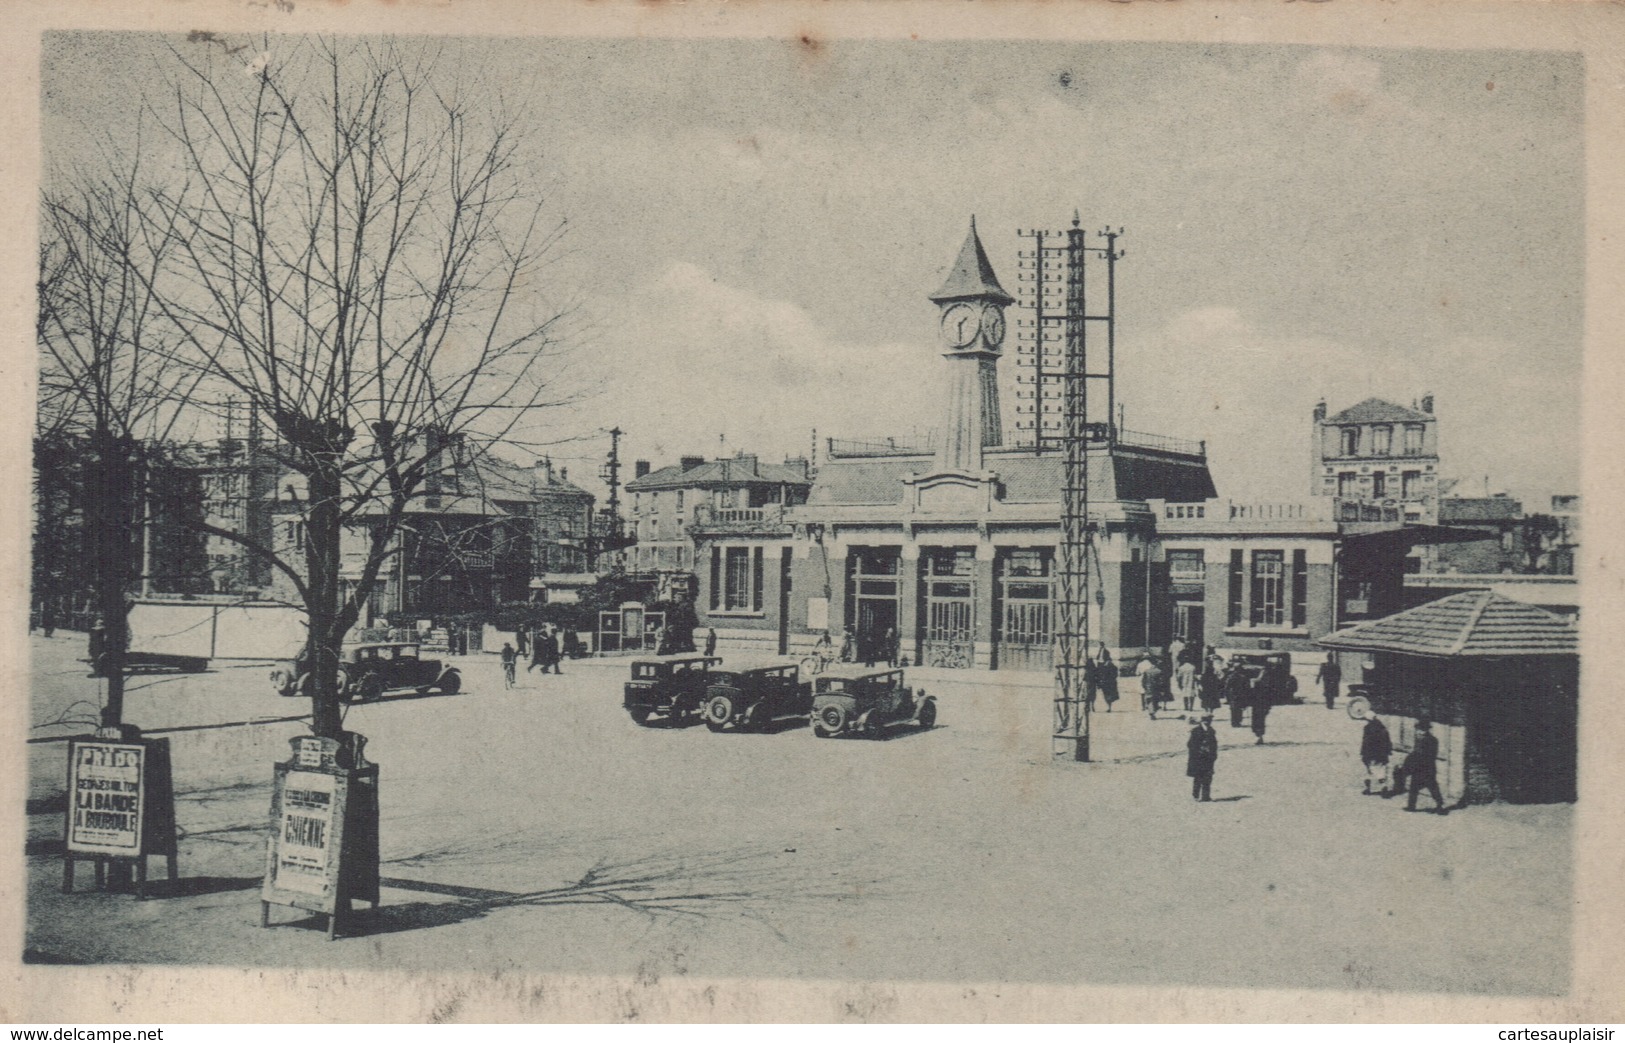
[[929, 217, 1014, 473]]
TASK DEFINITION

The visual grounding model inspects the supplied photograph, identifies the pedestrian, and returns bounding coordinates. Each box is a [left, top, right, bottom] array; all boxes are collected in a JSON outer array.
[[516, 626, 528, 658], [563, 629, 580, 660], [1361, 713, 1393, 795], [884, 627, 899, 668], [1175, 657, 1199, 712], [840, 628, 856, 663], [1402, 720, 1448, 814], [527, 628, 545, 674], [1186, 714, 1219, 801], [548, 626, 565, 674], [1316, 652, 1343, 710], [1168, 638, 1186, 671], [1251, 666, 1275, 744], [1200, 653, 1224, 712], [500, 642, 517, 689], [1137, 654, 1165, 720], [704, 627, 718, 658], [1224, 661, 1249, 728], [1096, 647, 1119, 711]]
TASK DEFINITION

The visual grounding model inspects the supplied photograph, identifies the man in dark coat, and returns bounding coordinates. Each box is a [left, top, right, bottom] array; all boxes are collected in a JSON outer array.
[[1402, 720, 1447, 813], [1200, 653, 1224, 712], [1250, 666, 1276, 744], [704, 627, 718, 657], [1315, 652, 1343, 710], [1186, 715, 1219, 801], [1360, 714, 1393, 794], [1225, 662, 1250, 728]]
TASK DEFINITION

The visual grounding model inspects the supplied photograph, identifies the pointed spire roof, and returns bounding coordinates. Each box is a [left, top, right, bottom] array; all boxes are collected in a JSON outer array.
[[929, 217, 1015, 305]]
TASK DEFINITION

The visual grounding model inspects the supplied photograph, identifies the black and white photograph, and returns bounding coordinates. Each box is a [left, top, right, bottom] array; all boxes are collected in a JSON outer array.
[[8, 0, 1623, 1026]]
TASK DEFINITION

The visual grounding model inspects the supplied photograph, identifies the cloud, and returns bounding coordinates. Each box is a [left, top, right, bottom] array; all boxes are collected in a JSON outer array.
[[1120, 306, 1578, 507], [565, 262, 947, 466]]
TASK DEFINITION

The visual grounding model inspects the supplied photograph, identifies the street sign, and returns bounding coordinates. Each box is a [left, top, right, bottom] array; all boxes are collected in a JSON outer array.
[[67, 741, 144, 855], [61, 733, 178, 897], [261, 735, 380, 940]]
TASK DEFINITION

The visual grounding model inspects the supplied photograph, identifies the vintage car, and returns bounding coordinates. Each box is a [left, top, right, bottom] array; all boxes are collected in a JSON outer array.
[[1228, 651, 1300, 705], [701, 661, 811, 732], [622, 654, 722, 726], [271, 642, 461, 701], [810, 666, 936, 739]]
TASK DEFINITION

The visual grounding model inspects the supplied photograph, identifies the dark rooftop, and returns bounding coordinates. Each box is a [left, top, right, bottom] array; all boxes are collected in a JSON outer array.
[[1318, 590, 1576, 658]]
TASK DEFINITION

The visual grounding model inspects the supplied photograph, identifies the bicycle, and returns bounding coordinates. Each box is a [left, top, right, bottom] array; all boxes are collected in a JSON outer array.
[[799, 645, 839, 676]]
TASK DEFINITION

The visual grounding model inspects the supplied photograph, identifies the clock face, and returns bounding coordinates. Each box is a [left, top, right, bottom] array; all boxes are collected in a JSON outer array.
[[981, 305, 1006, 347], [941, 302, 981, 348]]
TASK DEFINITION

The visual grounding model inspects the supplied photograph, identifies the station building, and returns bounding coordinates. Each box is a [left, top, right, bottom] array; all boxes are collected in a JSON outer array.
[[693, 221, 1451, 670]]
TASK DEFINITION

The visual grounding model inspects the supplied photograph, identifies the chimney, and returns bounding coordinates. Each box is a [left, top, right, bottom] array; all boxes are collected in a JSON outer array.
[[534, 457, 555, 486], [559, 466, 567, 482], [634, 460, 651, 479], [680, 455, 705, 471], [784, 455, 810, 480], [734, 452, 759, 476], [424, 427, 444, 497], [1421, 393, 1434, 414], [1312, 398, 1326, 422]]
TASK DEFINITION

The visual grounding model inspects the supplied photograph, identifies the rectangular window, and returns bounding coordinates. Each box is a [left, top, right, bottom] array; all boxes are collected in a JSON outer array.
[[1340, 427, 1360, 456], [1004, 549, 1051, 577], [1401, 471, 1420, 498], [1404, 424, 1425, 455], [1250, 551, 1285, 627], [854, 547, 901, 576], [1372, 425, 1392, 456], [723, 547, 753, 611], [926, 548, 976, 577], [714, 545, 765, 612], [1228, 549, 1244, 626], [1372, 472, 1387, 498], [1167, 549, 1205, 580], [1338, 472, 1358, 497], [1291, 549, 1308, 627]]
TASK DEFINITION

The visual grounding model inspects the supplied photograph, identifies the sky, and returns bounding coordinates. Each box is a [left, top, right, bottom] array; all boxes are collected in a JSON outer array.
[[40, 33, 1584, 510]]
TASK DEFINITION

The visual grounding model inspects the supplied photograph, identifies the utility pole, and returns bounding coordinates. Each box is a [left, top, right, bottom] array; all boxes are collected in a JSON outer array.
[[1017, 213, 1123, 762]]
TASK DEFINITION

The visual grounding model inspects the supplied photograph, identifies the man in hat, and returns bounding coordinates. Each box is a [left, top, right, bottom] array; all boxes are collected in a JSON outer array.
[[1186, 714, 1219, 801], [1401, 719, 1447, 813], [1315, 651, 1343, 710], [1360, 713, 1393, 795]]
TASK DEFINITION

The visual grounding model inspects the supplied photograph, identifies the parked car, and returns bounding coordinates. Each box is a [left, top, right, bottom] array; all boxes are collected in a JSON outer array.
[[271, 642, 461, 702], [810, 666, 936, 739], [701, 661, 810, 732], [1228, 651, 1300, 705], [623, 654, 722, 726]]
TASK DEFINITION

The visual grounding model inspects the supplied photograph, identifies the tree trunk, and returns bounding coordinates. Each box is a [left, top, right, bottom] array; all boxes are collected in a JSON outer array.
[[305, 455, 347, 739], [90, 428, 135, 730]]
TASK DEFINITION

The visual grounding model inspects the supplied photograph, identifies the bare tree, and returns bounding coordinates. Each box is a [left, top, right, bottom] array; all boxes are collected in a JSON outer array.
[[37, 145, 197, 729], [143, 36, 570, 739]]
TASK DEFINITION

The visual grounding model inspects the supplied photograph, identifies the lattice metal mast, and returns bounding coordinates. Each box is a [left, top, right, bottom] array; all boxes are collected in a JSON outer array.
[[1017, 213, 1123, 762]]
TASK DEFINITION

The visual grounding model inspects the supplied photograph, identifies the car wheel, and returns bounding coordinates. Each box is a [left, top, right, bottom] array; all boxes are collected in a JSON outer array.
[[917, 700, 937, 730], [356, 673, 386, 702], [705, 695, 734, 732], [628, 708, 654, 727], [812, 722, 832, 738], [270, 667, 296, 698], [818, 704, 848, 737], [438, 671, 461, 695]]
